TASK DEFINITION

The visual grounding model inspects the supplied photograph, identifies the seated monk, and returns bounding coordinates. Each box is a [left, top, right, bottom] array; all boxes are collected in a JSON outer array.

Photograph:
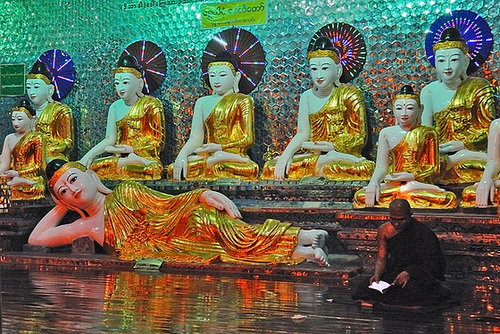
[[28, 159, 330, 267], [79, 54, 165, 180], [462, 119, 500, 207], [0, 99, 46, 200], [421, 27, 495, 185], [353, 199, 450, 306], [167, 51, 259, 181], [261, 36, 374, 181], [26, 61, 74, 161], [353, 85, 456, 209]]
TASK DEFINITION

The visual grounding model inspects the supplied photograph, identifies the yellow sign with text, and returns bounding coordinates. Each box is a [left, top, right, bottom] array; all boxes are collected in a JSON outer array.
[[201, 0, 266, 29]]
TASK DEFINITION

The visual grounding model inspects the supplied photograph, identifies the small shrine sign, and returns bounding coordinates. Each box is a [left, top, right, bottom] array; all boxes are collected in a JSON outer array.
[[201, 0, 266, 29], [0, 64, 25, 96]]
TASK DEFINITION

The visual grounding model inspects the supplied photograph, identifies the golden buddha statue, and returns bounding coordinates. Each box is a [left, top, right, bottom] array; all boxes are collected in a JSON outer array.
[[353, 85, 456, 209], [0, 99, 46, 200], [421, 27, 495, 185], [261, 36, 374, 181], [26, 61, 74, 161], [79, 54, 165, 180], [167, 51, 259, 181], [29, 159, 330, 267]]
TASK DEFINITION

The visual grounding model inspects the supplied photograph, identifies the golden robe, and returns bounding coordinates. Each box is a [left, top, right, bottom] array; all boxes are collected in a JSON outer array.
[[90, 96, 165, 180], [8, 132, 46, 200], [353, 125, 456, 209], [35, 101, 73, 161], [433, 77, 495, 184], [167, 93, 259, 180], [262, 84, 374, 180], [103, 181, 302, 265]]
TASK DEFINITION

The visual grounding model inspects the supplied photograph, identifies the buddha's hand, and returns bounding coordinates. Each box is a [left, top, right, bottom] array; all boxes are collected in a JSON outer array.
[[105, 144, 134, 155], [384, 172, 415, 183], [7, 176, 36, 186], [200, 190, 242, 219], [173, 155, 188, 181], [194, 143, 222, 156], [301, 141, 334, 152], [439, 141, 465, 154], [365, 183, 380, 207], [274, 155, 291, 180], [1, 170, 19, 179], [475, 178, 496, 207]]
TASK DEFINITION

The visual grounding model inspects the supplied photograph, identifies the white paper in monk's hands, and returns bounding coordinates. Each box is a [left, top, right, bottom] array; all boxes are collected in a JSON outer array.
[[368, 280, 393, 294]]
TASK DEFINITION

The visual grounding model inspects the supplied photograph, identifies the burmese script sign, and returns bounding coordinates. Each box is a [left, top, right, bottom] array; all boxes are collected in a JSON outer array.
[[201, 0, 266, 29], [0, 64, 25, 96]]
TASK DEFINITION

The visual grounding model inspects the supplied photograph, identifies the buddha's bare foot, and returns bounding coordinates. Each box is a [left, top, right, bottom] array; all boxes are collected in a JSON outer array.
[[313, 248, 330, 267], [311, 230, 329, 255]]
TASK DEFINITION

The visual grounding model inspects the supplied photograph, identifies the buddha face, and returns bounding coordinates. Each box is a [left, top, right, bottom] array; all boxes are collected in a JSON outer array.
[[114, 73, 142, 102], [393, 98, 420, 129], [434, 48, 468, 84], [26, 78, 52, 107], [53, 167, 99, 210], [309, 57, 341, 90], [11, 111, 32, 134], [208, 64, 238, 96]]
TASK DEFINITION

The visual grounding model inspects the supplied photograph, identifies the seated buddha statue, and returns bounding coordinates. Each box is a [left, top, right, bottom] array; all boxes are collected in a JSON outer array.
[[462, 119, 500, 207], [421, 27, 495, 185], [167, 51, 259, 181], [79, 54, 166, 180], [26, 61, 74, 161], [28, 159, 330, 267], [353, 85, 456, 209], [261, 36, 374, 181], [0, 99, 46, 200]]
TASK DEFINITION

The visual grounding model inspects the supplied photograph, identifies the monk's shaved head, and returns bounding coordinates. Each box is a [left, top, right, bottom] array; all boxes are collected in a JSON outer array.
[[389, 199, 412, 219]]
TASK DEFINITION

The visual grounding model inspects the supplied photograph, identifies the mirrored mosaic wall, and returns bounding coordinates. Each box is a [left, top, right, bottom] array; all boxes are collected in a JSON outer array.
[[0, 0, 499, 167]]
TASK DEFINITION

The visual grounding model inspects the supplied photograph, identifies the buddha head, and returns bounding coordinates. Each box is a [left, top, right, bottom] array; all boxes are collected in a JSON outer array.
[[47, 159, 111, 212], [307, 36, 343, 90], [26, 62, 55, 108], [113, 54, 145, 102], [208, 51, 242, 96], [11, 98, 36, 134], [432, 27, 470, 84], [392, 84, 421, 129]]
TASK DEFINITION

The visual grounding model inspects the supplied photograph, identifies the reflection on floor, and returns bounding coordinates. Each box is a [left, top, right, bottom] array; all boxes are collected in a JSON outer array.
[[1, 266, 500, 333]]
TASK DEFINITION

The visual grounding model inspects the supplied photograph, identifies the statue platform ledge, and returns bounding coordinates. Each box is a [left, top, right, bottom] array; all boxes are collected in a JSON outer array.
[[1, 237, 364, 284]]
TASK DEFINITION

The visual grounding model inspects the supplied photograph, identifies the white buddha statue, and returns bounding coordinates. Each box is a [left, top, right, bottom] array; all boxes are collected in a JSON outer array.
[[79, 54, 165, 180], [167, 51, 259, 181], [261, 36, 374, 181], [421, 27, 495, 185]]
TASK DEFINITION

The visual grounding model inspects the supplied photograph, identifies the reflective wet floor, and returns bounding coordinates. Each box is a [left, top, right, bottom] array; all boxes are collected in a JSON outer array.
[[1, 267, 500, 333]]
